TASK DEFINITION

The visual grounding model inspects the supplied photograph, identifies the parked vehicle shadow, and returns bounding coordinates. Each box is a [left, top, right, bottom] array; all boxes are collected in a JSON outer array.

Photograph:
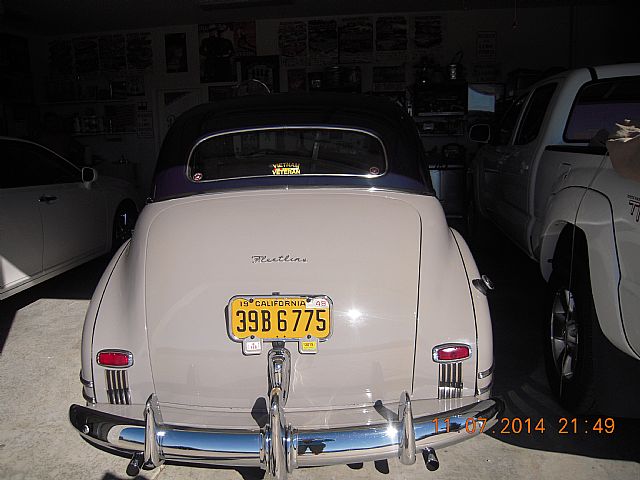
[[0, 254, 111, 353], [453, 216, 640, 463]]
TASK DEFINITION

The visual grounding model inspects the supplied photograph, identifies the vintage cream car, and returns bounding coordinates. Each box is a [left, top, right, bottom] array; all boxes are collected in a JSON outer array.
[[69, 93, 502, 478]]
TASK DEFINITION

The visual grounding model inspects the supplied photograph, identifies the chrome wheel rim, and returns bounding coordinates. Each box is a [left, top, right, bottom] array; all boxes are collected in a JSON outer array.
[[550, 288, 579, 380]]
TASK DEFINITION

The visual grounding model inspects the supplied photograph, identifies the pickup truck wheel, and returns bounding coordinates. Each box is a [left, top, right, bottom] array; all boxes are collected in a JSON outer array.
[[544, 257, 597, 413], [112, 202, 138, 251]]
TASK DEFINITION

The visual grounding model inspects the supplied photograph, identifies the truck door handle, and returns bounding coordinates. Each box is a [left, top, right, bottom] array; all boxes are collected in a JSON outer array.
[[39, 195, 58, 204]]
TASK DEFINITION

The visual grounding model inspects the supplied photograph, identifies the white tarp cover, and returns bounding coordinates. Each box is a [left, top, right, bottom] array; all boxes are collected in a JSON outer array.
[[607, 120, 640, 183]]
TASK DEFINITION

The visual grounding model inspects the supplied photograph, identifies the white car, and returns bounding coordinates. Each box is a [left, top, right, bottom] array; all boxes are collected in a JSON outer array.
[[0, 136, 140, 300], [69, 93, 502, 478]]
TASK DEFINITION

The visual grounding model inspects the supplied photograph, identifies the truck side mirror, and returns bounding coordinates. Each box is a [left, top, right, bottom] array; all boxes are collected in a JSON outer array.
[[469, 124, 491, 144], [82, 167, 98, 188]]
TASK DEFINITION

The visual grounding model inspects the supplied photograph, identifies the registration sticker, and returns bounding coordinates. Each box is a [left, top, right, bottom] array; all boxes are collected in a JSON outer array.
[[306, 297, 329, 309], [272, 162, 301, 175], [242, 337, 263, 356], [299, 338, 318, 354]]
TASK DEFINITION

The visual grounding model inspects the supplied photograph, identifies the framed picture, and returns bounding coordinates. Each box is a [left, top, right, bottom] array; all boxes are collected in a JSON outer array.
[[239, 55, 280, 93]]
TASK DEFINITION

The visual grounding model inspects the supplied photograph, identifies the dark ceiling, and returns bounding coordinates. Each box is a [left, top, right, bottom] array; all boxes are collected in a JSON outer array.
[[1, 0, 613, 35]]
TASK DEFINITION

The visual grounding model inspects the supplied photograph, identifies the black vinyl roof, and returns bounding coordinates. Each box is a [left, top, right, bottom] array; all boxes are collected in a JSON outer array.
[[153, 92, 433, 200]]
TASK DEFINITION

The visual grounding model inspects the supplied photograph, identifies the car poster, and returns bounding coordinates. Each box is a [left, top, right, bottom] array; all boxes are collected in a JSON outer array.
[[279, 21, 307, 67], [339, 17, 373, 64], [375, 16, 407, 62], [199, 22, 256, 83], [308, 19, 338, 66], [414, 16, 444, 50], [232, 22, 257, 57], [73, 37, 100, 74], [98, 34, 126, 72], [126, 32, 153, 72], [165, 33, 188, 73]]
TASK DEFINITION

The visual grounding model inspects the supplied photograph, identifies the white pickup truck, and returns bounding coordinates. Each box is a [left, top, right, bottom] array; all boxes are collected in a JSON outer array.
[[470, 63, 640, 415]]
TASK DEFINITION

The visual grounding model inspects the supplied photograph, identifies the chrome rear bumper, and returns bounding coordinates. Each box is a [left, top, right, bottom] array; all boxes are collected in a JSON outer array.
[[70, 395, 502, 477]]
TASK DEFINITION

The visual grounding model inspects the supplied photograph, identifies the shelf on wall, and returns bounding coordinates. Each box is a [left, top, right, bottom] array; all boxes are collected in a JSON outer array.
[[73, 131, 137, 137], [42, 99, 131, 106], [420, 133, 465, 137], [415, 112, 465, 117]]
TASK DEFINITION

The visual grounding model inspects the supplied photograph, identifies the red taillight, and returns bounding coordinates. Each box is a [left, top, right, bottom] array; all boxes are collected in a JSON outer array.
[[432, 344, 471, 362], [97, 350, 133, 368]]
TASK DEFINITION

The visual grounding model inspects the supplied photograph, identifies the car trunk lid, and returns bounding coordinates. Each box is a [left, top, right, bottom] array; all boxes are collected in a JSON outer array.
[[145, 190, 421, 409]]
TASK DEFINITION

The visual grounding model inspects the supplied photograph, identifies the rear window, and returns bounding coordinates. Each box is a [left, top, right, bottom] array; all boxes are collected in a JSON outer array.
[[564, 76, 640, 142], [188, 127, 387, 182]]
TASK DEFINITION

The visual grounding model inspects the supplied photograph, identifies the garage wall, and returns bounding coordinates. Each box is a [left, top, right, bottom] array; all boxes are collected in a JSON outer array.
[[23, 5, 634, 193]]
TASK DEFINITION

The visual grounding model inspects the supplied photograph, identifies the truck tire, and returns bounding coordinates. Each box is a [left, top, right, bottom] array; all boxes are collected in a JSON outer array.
[[544, 253, 597, 414]]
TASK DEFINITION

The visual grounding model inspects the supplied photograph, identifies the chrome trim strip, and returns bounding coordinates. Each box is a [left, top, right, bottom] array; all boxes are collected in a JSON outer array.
[[479, 383, 493, 395], [69, 398, 503, 469], [185, 126, 389, 184], [80, 371, 93, 388], [105, 370, 131, 405], [478, 364, 494, 380], [438, 363, 463, 399], [82, 389, 96, 404]]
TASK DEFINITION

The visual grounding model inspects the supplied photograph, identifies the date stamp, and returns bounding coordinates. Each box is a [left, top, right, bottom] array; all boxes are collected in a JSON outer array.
[[430, 417, 616, 435]]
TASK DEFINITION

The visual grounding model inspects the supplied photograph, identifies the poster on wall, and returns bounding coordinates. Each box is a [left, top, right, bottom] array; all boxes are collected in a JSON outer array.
[[126, 32, 153, 72], [232, 22, 257, 57], [375, 16, 407, 62], [98, 34, 126, 72], [48, 39, 74, 75], [287, 68, 307, 92], [308, 19, 338, 66], [339, 17, 373, 64], [239, 55, 280, 93], [199, 22, 256, 83], [414, 16, 443, 50], [73, 37, 100, 74], [165, 33, 188, 73], [477, 31, 497, 62], [136, 103, 154, 138], [279, 21, 307, 67]]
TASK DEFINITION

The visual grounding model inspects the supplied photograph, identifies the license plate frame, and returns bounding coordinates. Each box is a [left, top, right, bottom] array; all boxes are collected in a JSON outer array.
[[226, 294, 333, 343]]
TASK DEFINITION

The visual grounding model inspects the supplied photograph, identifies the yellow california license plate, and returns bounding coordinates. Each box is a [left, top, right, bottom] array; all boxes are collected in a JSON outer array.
[[228, 295, 332, 340]]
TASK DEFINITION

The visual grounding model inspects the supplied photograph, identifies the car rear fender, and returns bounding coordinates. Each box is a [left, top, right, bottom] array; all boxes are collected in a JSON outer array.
[[405, 194, 491, 400], [86, 210, 155, 405]]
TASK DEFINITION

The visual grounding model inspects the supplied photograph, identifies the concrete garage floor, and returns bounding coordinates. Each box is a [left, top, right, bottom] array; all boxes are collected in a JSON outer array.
[[1, 220, 639, 480]]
